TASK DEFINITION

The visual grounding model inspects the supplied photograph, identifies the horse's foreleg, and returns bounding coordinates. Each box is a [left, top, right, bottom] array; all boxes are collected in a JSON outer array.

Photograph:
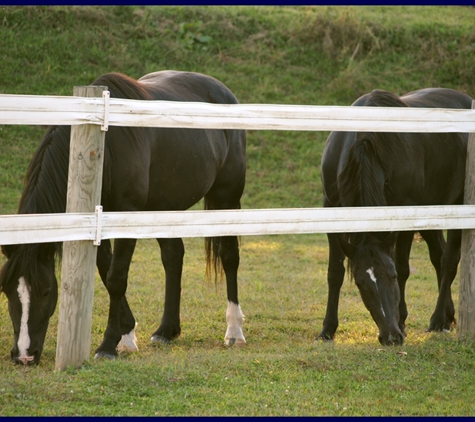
[[217, 236, 245, 346], [394, 231, 415, 336], [97, 240, 138, 353], [428, 229, 461, 332], [316, 232, 345, 341], [95, 238, 137, 359], [150, 238, 184, 344]]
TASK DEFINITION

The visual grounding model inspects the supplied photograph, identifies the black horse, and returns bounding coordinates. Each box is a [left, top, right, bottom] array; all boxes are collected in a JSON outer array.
[[318, 87, 472, 345], [0, 70, 247, 365]]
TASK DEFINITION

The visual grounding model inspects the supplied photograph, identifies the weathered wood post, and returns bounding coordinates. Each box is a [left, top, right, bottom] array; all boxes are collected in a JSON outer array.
[[459, 100, 475, 339], [55, 85, 107, 371]]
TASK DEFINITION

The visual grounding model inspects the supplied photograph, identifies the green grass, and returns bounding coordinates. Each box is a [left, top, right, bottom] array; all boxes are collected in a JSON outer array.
[[0, 236, 473, 416], [1, 5, 475, 416]]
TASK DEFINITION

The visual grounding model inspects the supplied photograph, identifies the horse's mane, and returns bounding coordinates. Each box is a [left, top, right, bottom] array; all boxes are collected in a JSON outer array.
[[18, 126, 71, 217], [1, 72, 153, 293], [92, 72, 153, 101], [337, 90, 410, 209], [91, 73, 153, 200], [336, 90, 410, 256], [363, 89, 408, 108]]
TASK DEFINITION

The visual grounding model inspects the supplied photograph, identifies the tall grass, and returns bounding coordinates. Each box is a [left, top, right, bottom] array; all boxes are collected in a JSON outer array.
[[1, 5, 475, 416]]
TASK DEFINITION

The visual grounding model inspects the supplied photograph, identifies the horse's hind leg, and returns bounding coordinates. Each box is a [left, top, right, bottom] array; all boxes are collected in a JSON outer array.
[[216, 235, 245, 346], [97, 240, 138, 353], [418, 230, 446, 331], [205, 193, 245, 346], [396, 230, 445, 336], [429, 229, 461, 332], [150, 238, 184, 344]]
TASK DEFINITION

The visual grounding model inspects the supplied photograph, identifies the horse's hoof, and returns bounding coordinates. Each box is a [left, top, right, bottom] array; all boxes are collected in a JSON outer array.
[[224, 337, 246, 347], [117, 329, 139, 353], [427, 324, 444, 333], [314, 335, 334, 343], [94, 352, 117, 360], [151, 335, 171, 345]]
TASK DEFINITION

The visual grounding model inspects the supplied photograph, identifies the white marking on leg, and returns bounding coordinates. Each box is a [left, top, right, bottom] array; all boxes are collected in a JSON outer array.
[[117, 322, 139, 353], [17, 277, 34, 364], [225, 301, 246, 346], [366, 268, 386, 317]]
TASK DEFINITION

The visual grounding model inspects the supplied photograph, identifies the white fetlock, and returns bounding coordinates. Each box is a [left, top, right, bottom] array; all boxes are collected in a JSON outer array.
[[224, 302, 246, 346], [117, 322, 139, 353]]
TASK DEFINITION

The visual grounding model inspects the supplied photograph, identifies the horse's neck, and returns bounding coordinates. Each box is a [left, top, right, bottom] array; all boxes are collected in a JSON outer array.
[[19, 129, 70, 216]]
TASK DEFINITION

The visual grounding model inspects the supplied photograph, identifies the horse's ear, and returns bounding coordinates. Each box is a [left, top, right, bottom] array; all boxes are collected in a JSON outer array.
[[337, 235, 356, 260]]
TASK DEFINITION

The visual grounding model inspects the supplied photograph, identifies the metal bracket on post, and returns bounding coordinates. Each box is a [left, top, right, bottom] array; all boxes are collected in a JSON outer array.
[[94, 205, 103, 246], [101, 90, 110, 132]]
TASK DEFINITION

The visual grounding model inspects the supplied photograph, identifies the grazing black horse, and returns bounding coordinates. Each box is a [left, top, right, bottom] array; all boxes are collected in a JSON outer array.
[[318, 87, 472, 345], [0, 70, 247, 365]]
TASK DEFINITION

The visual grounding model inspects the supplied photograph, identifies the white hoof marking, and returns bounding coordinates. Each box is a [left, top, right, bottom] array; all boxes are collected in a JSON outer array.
[[225, 302, 246, 346], [117, 323, 139, 353]]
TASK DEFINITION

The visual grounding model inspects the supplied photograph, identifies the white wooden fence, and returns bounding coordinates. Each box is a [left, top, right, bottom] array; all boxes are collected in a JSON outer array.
[[1, 90, 475, 371], [3, 205, 475, 246]]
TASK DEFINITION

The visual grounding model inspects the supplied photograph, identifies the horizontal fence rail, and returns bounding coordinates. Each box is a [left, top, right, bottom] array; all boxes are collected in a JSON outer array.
[[2, 205, 475, 246], [1, 93, 475, 132]]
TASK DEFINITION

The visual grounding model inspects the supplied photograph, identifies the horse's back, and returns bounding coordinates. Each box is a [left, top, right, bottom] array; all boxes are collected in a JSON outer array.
[[401, 88, 473, 109], [133, 71, 246, 212], [138, 70, 239, 105], [352, 88, 473, 109], [94, 70, 246, 213], [321, 87, 473, 208]]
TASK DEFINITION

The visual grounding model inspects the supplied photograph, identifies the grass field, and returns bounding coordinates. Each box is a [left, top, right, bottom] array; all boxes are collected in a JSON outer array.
[[1, 5, 475, 416]]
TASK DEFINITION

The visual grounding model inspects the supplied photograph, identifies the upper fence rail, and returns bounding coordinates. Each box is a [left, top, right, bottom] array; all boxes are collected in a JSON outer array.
[[1, 93, 475, 132]]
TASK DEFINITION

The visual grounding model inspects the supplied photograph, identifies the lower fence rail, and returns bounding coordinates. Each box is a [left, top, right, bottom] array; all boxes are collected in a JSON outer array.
[[1, 204, 475, 246]]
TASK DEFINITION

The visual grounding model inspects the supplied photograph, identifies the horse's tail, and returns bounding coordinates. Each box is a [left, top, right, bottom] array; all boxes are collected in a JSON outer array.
[[204, 198, 224, 285]]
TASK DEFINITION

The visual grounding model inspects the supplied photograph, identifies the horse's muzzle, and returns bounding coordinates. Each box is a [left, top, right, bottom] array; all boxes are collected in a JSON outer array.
[[378, 331, 404, 346], [12, 349, 39, 366]]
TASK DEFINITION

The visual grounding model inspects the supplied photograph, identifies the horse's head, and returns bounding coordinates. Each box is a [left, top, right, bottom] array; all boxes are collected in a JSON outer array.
[[338, 233, 405, 346], [0, 243, 58, 365]]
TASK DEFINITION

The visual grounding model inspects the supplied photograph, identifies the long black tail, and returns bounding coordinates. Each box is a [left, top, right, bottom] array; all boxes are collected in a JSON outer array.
[[204, 198, 224, 285]]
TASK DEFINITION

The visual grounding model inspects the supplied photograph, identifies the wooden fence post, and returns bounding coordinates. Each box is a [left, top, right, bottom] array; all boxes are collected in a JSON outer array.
[[459, 100, 475, 339], [55, 85, 107, 371]]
